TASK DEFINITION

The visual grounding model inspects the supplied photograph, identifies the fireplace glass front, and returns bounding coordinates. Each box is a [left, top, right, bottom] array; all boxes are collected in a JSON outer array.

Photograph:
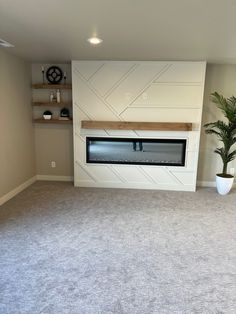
[[86, 137, 186, 166]]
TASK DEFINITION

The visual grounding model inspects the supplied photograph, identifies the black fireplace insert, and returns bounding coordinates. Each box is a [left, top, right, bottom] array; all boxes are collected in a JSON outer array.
[[86, 137, 186, 166]]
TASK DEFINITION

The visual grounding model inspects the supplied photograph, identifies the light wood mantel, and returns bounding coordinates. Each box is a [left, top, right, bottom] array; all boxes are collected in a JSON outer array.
[[81, 121, 192, 131]]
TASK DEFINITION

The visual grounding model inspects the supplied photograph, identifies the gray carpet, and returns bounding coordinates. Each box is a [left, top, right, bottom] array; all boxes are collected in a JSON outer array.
[[0, 182, 236, 314]]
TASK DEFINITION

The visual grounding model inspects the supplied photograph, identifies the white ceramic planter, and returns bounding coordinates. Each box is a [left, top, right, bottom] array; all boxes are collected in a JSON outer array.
[[216, 174, 234, 195], [43, 115, 52, 120]]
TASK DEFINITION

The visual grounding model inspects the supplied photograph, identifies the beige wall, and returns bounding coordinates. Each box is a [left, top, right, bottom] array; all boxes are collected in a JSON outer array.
[[32, 64, 73, 177], [0, 49, 35, 198], [35, 124, 73, 177], [198, 64, 236, 183]]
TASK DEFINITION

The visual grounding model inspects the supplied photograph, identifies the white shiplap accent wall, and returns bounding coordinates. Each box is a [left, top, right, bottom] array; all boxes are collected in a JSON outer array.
[[72, 61, 206, 191]]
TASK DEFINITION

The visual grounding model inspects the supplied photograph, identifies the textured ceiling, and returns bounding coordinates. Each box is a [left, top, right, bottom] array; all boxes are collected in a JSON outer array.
[[0, 0, 236, 63]]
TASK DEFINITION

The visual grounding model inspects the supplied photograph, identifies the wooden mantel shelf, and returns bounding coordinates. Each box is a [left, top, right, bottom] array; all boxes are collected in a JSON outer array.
[[81, 121, 192, 131]]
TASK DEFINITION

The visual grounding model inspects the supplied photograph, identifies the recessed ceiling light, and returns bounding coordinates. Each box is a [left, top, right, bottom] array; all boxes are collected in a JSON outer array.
[[87, 37, 103, 45], [0, 38, 14, 48]]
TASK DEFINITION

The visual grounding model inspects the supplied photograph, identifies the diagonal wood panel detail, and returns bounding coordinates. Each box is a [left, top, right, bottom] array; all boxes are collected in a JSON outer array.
[[143, 167, 180, 185], [120, 107, 201, 123], [106, 63, 168, 114], [89, 63, 136, 97], [75, 162, 96, 183], [74, 61, 105, 81], [73, 68, 119, 121], [86, 165, 123, 183], [154, 63, 205, 83], [112, 165, 154, 184], [132, 84, 203, 108]]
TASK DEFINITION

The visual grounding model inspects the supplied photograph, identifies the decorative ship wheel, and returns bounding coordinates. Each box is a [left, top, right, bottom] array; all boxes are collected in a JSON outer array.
[[46, 66, 63, 84]]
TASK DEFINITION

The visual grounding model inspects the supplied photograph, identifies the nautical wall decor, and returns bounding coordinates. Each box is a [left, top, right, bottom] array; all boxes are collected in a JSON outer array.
[[46, 66, 63, 84]]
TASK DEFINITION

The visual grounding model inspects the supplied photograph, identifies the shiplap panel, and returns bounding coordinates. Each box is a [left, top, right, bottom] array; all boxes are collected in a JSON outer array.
[[171, 171, 196, 185], [73, 71, 118, 121], [105, 130, 137, 137], [80, 129, 108, 136], [186, 132, 199, 151], [135, 130, 189, 138], [106, 63, 168, 114], [144, 167, 179, 185], [74, 135, 86, 164], [121, 108, 201, 123], [132, 84, 202, 107], [73, 104, 89, 135], [74, 62, 104, 81], [75, 163, 95, 183], [112, 165, 152, 184], [155, 62, 205, 83], [87, 165, 122, 183], [90, 63, 134, 96]]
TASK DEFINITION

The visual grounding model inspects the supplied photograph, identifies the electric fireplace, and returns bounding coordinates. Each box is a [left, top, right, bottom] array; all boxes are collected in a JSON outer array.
[[86, 137, 186, 166]]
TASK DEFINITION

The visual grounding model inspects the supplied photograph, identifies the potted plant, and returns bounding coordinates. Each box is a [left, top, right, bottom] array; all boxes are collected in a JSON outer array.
[[43, 110, 52, 120], [204, 92, 236, 195]]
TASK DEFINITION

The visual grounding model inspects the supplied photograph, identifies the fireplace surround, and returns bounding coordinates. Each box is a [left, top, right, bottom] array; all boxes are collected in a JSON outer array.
[[86, 137, 186, 166], [72, 60, 206, 191]]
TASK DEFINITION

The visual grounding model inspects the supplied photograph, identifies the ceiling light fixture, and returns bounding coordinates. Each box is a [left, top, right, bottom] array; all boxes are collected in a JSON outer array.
[[0, 38, 14, 48], [87, 37, 103, 45]]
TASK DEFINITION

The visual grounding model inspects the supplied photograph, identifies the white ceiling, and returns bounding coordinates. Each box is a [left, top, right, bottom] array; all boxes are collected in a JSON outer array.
[[0, 0, 236, 63]]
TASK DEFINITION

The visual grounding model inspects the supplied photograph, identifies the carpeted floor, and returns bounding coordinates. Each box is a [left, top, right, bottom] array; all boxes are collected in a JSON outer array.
[[0, 182, 236, 314]]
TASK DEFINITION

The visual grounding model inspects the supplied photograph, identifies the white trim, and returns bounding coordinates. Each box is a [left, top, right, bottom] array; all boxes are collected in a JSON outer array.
[[0, 176, 37, 206], [197, 180, 236, 188], [36, 175, 73, 182]]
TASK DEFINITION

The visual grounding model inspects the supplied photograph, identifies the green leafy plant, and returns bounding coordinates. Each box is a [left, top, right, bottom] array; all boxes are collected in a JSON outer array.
[[204, 92, 236, 176]]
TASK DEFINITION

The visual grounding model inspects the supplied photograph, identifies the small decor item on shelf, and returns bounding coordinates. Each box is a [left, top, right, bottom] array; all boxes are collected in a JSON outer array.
[[46, 66, 63, 84], [50, 91, 54, 102], [43, 110, 52, 120], [63, 71, 67, 84], [59, 108, 70, 120], [56, 89, 61, 103], [41, 66, 45, 83]]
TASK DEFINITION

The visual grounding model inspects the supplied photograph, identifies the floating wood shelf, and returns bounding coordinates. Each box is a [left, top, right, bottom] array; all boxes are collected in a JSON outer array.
[[32, 101, 72, 107], [32, 83, 72, 89], [81, 121, 192, 131], [34, 118, 73, 124]]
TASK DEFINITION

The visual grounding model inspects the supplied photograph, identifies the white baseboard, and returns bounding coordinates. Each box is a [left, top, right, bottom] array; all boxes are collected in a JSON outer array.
[[0, 175, 73, 206], [0, 176, 37, 206], [36, 175, 73, 182], [197, 181, 216, 187], [197, 180, 236, 188]]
